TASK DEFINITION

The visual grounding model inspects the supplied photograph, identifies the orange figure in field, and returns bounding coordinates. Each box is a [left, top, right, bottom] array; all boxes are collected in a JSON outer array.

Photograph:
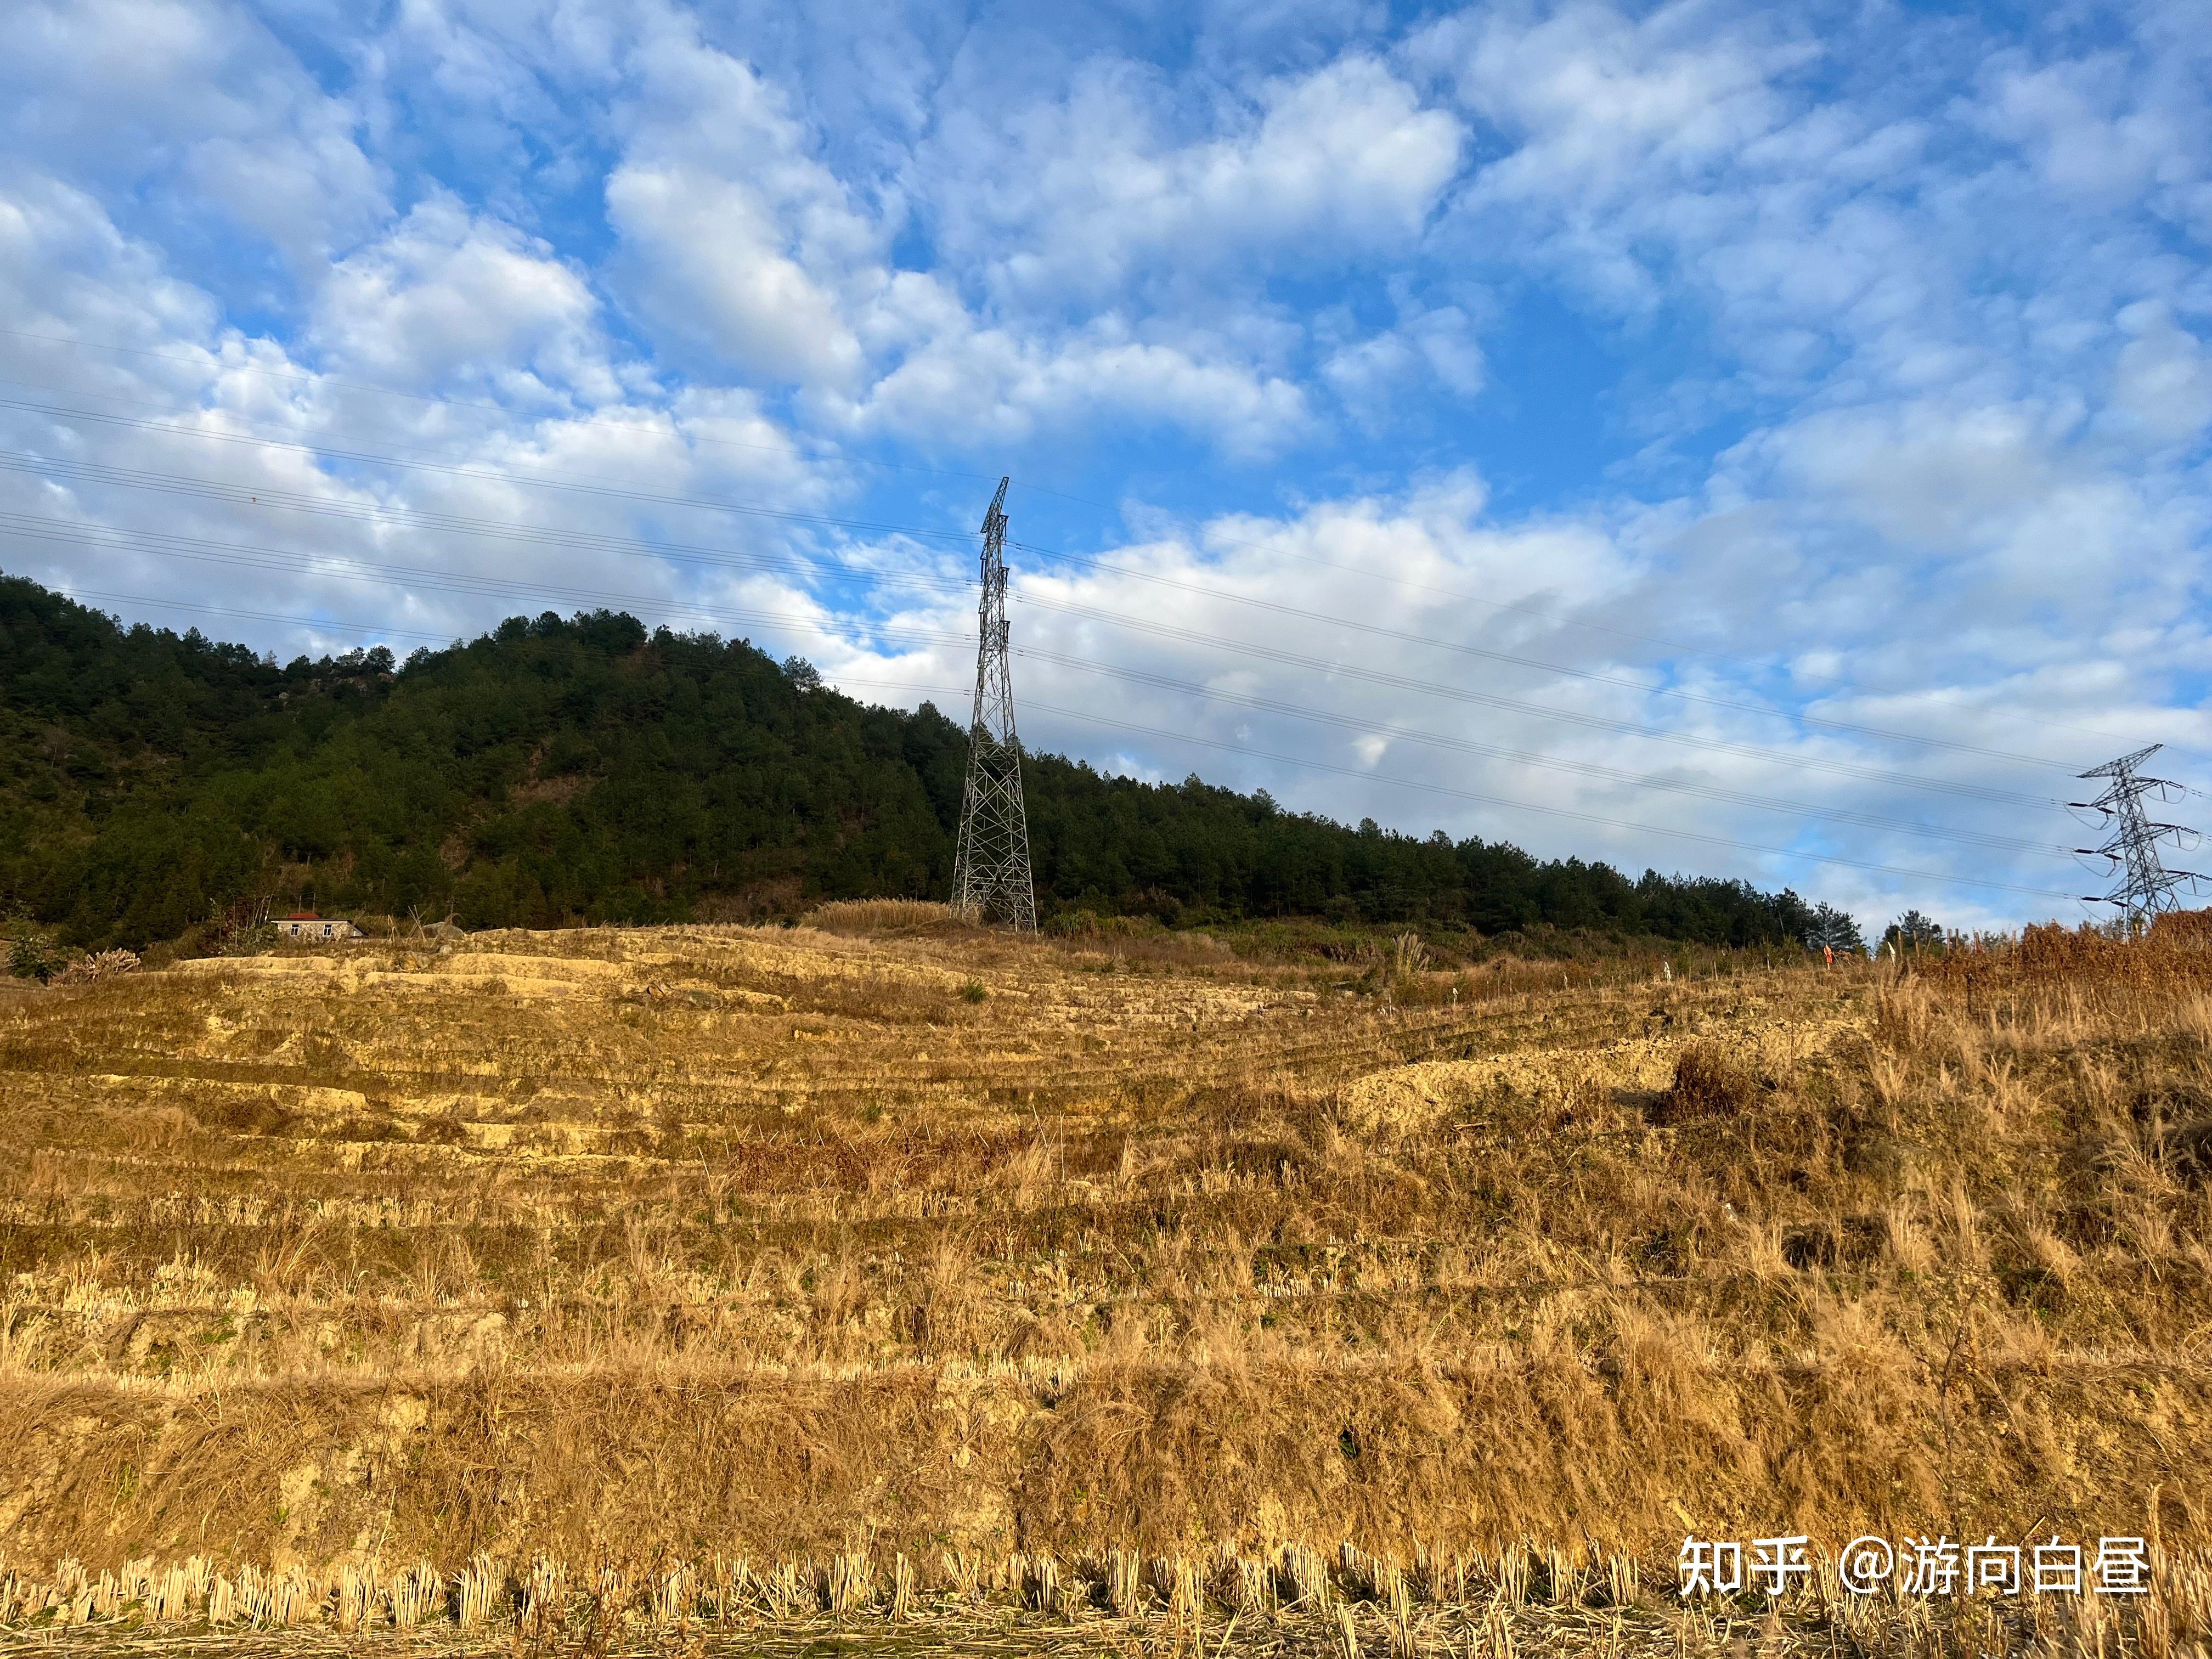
[[1824, 945, 1834, 968]]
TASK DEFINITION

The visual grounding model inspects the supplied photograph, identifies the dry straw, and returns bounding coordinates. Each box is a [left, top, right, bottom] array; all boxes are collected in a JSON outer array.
[[4, 915, 2211, 1639]]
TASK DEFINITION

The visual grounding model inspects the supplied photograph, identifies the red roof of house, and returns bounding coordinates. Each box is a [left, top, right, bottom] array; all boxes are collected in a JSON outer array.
[[285, 912, 320, 921]]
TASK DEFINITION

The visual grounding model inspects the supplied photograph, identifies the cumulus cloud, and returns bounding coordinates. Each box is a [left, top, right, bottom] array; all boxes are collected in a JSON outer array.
[[2109, 302, 2212, 446], [0, 174, 224, 349], [4, 0, 2211, 931], [311, 196, 614, 398], [603, 12, 877, 390], [607, 161, 870, 389], [0, 156, 842, 676], [3, 0, 387, 270], [923, 54, 1464, 311], [1322, 303, 1486, 417], [795, 470, 2114, 936]]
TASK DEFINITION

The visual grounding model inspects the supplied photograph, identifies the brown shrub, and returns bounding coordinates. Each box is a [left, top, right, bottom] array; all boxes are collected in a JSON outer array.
[[50, 949, 142, 986], [2151, 907, 2212, 945], [802, 899, 973, 936], [1920, 915, 2212, 1007], [1652, 1041, 1758, 1124]]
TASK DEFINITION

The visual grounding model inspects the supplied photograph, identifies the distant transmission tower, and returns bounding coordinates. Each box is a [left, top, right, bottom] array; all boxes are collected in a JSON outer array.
[[950, 476, 1036, 930], [2072, 743, 2203, 934]]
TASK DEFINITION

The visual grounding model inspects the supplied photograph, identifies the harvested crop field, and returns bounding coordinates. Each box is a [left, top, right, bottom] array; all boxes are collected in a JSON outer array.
[[1, 910, 2210, 1654]]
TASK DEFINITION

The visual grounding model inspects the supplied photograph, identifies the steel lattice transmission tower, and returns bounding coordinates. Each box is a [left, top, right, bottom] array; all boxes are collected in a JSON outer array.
[[950, 477, 1037, 930], [2072, 743, 2203, 934]]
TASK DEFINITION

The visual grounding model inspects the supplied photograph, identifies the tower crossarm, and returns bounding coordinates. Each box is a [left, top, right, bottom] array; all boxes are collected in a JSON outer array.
[[2079, 742, 2165, 780]]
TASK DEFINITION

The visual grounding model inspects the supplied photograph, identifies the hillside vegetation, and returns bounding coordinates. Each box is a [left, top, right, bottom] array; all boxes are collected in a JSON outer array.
[[0, 573, 1822, 950], [0, 911, 2208, 1654]]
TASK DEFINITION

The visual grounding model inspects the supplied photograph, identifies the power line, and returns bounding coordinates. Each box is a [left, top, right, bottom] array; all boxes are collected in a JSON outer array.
[[0, 348, 2163, 912], [1009, 538, 2072, 770], [1007, 596, 2060, 809], [0, 469, 2067, 810], [0, 332, 1009, 489], [1018, 524, 2193, 768], [826, 675, 2087, 904], [0, 514, 2080, 859], [0, 469, 953, 601], [0, 330, 1147, 515], [4, 374, 2195, 775], [0, 385, 2085, 771], [0, 506, 2061, 818], [0, 399, 984, 548], [1, 518, 969, 653], [1013, 548, 2061, 778], [1022, 653, 2075, 859], [8, 509, 2085, 860], [0, 390, 2109, 774], [14, 574, 2088, 905], [46, 586, 453, 643]]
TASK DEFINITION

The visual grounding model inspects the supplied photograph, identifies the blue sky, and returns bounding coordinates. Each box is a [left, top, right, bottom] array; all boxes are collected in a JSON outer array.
[[3, 0, 2209, 930]]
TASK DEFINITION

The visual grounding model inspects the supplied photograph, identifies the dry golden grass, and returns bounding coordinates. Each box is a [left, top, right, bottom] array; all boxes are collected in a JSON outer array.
[[0, 920, 2209, 1654], [799, 898, 977, 936]]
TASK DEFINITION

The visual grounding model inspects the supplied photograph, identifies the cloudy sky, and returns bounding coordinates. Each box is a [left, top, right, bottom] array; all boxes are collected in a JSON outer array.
[[4, 0, 2209, 930]]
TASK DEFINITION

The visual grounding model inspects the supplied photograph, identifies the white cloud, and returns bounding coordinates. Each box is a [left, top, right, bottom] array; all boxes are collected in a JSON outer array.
[[607, 160, 868, 389], [6, 0, 2212, 933], [0, 162, 849, 684], [604, 11, 878, 390], [924, 55, 1463, 311], [598, 24, 1459, 453], [1415, 1, 1811, 313], [2, 0, 387, 270], [1975, 49, 2191, 212], [919, 475, 2098, 935], [2109, 302, 2212, 446], [0, 173, 223, 349], [832, 297, 1311, 457], [1322, 303, 1486, 416], [311, 196, 613, 398]]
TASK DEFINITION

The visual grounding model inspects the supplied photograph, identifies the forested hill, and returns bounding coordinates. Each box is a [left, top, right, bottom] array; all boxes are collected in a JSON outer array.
[[0, 573, 1824, 951]]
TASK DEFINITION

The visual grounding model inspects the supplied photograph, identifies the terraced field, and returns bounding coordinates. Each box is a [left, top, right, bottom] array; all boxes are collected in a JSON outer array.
[[0, 913, 2208, 1655]]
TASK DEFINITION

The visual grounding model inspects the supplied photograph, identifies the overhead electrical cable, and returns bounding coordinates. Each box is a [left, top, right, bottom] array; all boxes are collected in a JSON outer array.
[[0, 444, 2079, 805], [54, 587, 453, 642], [2, 374, 2190, 768], [4, 367, 2176, 765], [1013, 524, 2189, 766], [1007, 541, 2063, 768], [1008, 610, 2058, 809], [3, 354, 2163, 911], [7, 513, 2078, 859], [12, 567, 2096, 906], [0, 394, 2115, 772], [0, 497, 2063, 810], [9, 521, 969, 654], [1018, 652, 2073, 858], [822, 675, 2087, 903], [1014, 698, 2089, 900], [0, 503, 951, 614]]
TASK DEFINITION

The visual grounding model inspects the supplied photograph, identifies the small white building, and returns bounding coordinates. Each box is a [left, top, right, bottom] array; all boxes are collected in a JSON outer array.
[[278, 912, 362, 941]]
